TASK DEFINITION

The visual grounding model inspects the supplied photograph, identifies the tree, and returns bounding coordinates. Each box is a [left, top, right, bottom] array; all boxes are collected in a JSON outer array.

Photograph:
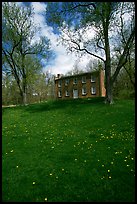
[[46, 2, 135, 103], [85, 59, 103, 72], [2, 2, 51, 105], [65, 59, 84, 76]]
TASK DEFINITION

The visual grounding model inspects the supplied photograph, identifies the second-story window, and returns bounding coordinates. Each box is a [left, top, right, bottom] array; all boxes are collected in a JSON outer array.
[[65, 79, 69, 86], [82, 76, 86, 83], [73, 78, 78, 84], [58, 80, 62, 87], [91, 75, 96, 82]]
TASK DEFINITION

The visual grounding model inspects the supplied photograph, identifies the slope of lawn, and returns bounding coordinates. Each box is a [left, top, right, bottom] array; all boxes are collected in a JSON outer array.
[[2, 98, 135, 202]]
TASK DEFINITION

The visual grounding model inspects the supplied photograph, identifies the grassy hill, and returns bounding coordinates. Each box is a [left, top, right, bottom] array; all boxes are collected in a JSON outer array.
[[2, 98, 135, 202]]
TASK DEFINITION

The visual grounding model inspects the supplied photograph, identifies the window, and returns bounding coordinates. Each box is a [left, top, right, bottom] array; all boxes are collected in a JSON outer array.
[[58, 90, 62, 97], [73, 78, 78, 84], [82, 87, 86, 95], [58, 80, 62, 87], [82, 76, 86, 83], [65, 90, 69, 96], [91, 87, 96, 94], [65, 79, 69, 86], [91, 75, 96, 82]]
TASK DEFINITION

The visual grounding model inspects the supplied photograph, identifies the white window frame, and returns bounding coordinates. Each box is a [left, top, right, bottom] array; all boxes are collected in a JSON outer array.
[[58, 80, 62, 87], [91, 75, 96, 82], [73, 78, 78, 84], [91, 87, 96, 94], [65, 79, 69, 86], [65, 90, 69, 96], [82, 76, 86, 83], [82, 87, 86, 95], [58, 90, 62, 97]]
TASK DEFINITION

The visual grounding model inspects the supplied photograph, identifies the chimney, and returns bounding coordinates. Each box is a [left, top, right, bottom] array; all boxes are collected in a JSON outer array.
[[57, 74, 60, 79]]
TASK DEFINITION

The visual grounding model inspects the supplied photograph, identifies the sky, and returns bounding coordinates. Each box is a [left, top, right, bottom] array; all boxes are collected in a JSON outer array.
[[16, 2, 133, 76], [17, 2, 94, 76]]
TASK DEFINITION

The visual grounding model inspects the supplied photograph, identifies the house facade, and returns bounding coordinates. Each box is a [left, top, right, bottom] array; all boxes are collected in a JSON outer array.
[[54, 69, 106, 99]]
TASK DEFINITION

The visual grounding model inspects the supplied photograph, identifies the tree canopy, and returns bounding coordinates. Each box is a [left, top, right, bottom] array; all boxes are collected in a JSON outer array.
[[2, 2, 51, 104]]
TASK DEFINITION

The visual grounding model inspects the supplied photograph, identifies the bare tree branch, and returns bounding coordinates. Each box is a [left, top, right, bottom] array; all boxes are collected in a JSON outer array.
[[96, 34, 105, 51], [60, 2, 96, 13], [112, 26, 135, 84], [70, 40, 105, 62]]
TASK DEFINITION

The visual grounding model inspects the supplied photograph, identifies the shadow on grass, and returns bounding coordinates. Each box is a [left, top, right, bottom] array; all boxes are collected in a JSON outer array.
[[24, 97, 106, 113]]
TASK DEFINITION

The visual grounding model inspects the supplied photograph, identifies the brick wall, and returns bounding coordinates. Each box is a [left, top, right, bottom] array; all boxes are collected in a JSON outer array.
[[55, 70, 106, 99]]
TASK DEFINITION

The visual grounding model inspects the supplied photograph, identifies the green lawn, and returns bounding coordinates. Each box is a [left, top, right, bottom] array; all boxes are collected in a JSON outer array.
[[2, 98, 135, 202]]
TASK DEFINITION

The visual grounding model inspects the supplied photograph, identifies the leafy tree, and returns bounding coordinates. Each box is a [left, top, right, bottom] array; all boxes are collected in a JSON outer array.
[[46, 2, 135, 103], [2, 72, 21, 105], [2, 2, 51, 105]]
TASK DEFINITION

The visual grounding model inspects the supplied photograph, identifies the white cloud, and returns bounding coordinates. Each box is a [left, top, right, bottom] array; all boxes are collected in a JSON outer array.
[[31, 2, 46, 13], [19, 2, 93, 76]]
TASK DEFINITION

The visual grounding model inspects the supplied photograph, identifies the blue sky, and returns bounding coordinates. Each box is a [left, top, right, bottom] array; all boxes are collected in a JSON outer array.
[[16, 2, 133, 76], [16, 2, 95, 76]]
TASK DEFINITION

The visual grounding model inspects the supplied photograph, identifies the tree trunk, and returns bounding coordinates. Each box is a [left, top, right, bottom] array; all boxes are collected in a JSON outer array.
[[104, 62, 113, 104], [103, 17, 113, 104], [23, 92, 27, 105]]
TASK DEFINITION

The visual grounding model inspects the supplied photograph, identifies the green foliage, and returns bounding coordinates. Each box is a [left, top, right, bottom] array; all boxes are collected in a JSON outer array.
[[2, 98, 135, 202], [2, 2, 51, 104]]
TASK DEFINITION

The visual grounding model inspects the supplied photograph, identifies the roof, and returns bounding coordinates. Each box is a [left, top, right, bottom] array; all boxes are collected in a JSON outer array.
[[54, 70, 101, 81]]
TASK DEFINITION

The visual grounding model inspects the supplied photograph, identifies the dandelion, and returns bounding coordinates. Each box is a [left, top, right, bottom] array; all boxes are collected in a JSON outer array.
[[126, 165, 130, 167], [10, 150, 14, 153], [75, 158, 77, 161], [102, 165, 104, 167], [33, 182, 35, 185], [111, 162, 113, 164], [44, 198, 48, 201], [108, 170, 110, 172], [110, 136, 113, 138], [108, 176, 111, 179], [16, 166, 19, 168], [62, 169, 64, 171], [49, 173, 52, 176]]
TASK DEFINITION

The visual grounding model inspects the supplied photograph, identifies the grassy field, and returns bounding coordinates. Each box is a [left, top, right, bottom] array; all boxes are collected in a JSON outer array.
[[2, 97, 135, 202]]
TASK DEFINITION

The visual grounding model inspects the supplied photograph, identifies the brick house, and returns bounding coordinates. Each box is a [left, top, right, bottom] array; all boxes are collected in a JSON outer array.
[[54, 69, 106, 99]]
